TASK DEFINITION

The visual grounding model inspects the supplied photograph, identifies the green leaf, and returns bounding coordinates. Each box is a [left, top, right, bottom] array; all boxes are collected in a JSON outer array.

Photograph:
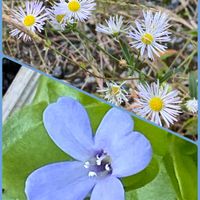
[[160, 67, 183, 83], [126, 160, 177, 200], [189, 71, 198, 99], [33, 76, 100, 106], [187, 29, 198, 38], [119, 39, 134, 66], [164, 136, 197, 200], [122, 156, 159, 190]]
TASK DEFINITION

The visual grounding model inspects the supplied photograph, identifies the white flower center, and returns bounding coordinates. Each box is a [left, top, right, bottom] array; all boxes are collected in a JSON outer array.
[[84, 151, 112, 177]]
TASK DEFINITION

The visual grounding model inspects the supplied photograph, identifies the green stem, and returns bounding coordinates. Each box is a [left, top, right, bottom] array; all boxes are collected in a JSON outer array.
[[46, 27, 152, 81], [74, 28, 119, 62], [134, 51, 141, 69], [50, 46, 140, 81]]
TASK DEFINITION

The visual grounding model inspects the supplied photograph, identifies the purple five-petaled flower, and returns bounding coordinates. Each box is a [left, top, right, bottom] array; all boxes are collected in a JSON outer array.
[[25, 97, 152, 200]]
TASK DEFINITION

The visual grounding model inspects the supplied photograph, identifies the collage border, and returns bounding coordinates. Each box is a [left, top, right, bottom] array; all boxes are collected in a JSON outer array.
[[0, 0, 199, 199]]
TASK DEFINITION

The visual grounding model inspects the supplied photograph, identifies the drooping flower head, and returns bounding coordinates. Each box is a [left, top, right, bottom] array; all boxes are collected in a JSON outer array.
[[129, 10, 171, 60], [47, 5, 67, 31], [185, 98, 198, 113], [10, 1, 47, 41], [96, 15, 127, 36], [56, 0, 96, 22], [133, 81, 181, 127], [25, 97, 152, 200], [98, 81, 128, 106]]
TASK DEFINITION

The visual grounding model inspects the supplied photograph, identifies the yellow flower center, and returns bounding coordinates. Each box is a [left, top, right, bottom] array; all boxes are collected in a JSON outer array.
[[149, 97, 164, 112], [141, 33, 154, 45], [23, 15, 36, 27], [68, 0, 81, 12], [111, 86, 120, 95], [56, 14, 65, 23]]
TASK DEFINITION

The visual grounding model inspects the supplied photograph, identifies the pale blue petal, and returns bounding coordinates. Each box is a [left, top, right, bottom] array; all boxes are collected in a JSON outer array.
[[111, 131, 152, 177], [43, 97, 94, 161], [94, 108, 152, 177], [91, 176, 124, 200], [25, 161, 96, 200], [95, 108, 134, 149]]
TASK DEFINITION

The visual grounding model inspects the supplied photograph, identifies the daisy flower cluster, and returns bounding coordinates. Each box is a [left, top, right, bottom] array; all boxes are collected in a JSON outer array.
[[10, 0, 96, 41], [99, 79, 198, 128], [96, 10, 171, 60], [10, 1, 171, 60], [10, 1, 170, 61], [95, 11, 197, 130]]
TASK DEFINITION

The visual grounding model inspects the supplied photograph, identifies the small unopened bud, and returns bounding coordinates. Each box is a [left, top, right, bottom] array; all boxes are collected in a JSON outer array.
[[119, 59, 127, 67]]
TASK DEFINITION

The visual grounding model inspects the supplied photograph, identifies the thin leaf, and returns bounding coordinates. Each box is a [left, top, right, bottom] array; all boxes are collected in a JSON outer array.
[[189, 71, 198, 99]]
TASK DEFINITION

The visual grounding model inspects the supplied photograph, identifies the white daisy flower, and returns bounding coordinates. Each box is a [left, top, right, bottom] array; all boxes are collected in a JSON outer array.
[[10, 1, 47, 41], [129, 10, 171, 60], [98, 81, 128, 106], [133, 81, 181, 127], [47, 5, 67, 31], [96, 15, 127, 36], [185, 98, 198, 113], [56, 0, 96, 22]]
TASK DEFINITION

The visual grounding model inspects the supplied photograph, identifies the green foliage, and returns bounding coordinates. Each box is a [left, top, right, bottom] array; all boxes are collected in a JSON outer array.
[[188, 29, 198, 38], [182, 117, 198, 136], [126, 161, 177, 200], [119, 39, 135, 67], [3, 76, 197, 200], [160, 67, 183, 83], [163, 136, 197, 200], [189, 71, 198, 99]]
